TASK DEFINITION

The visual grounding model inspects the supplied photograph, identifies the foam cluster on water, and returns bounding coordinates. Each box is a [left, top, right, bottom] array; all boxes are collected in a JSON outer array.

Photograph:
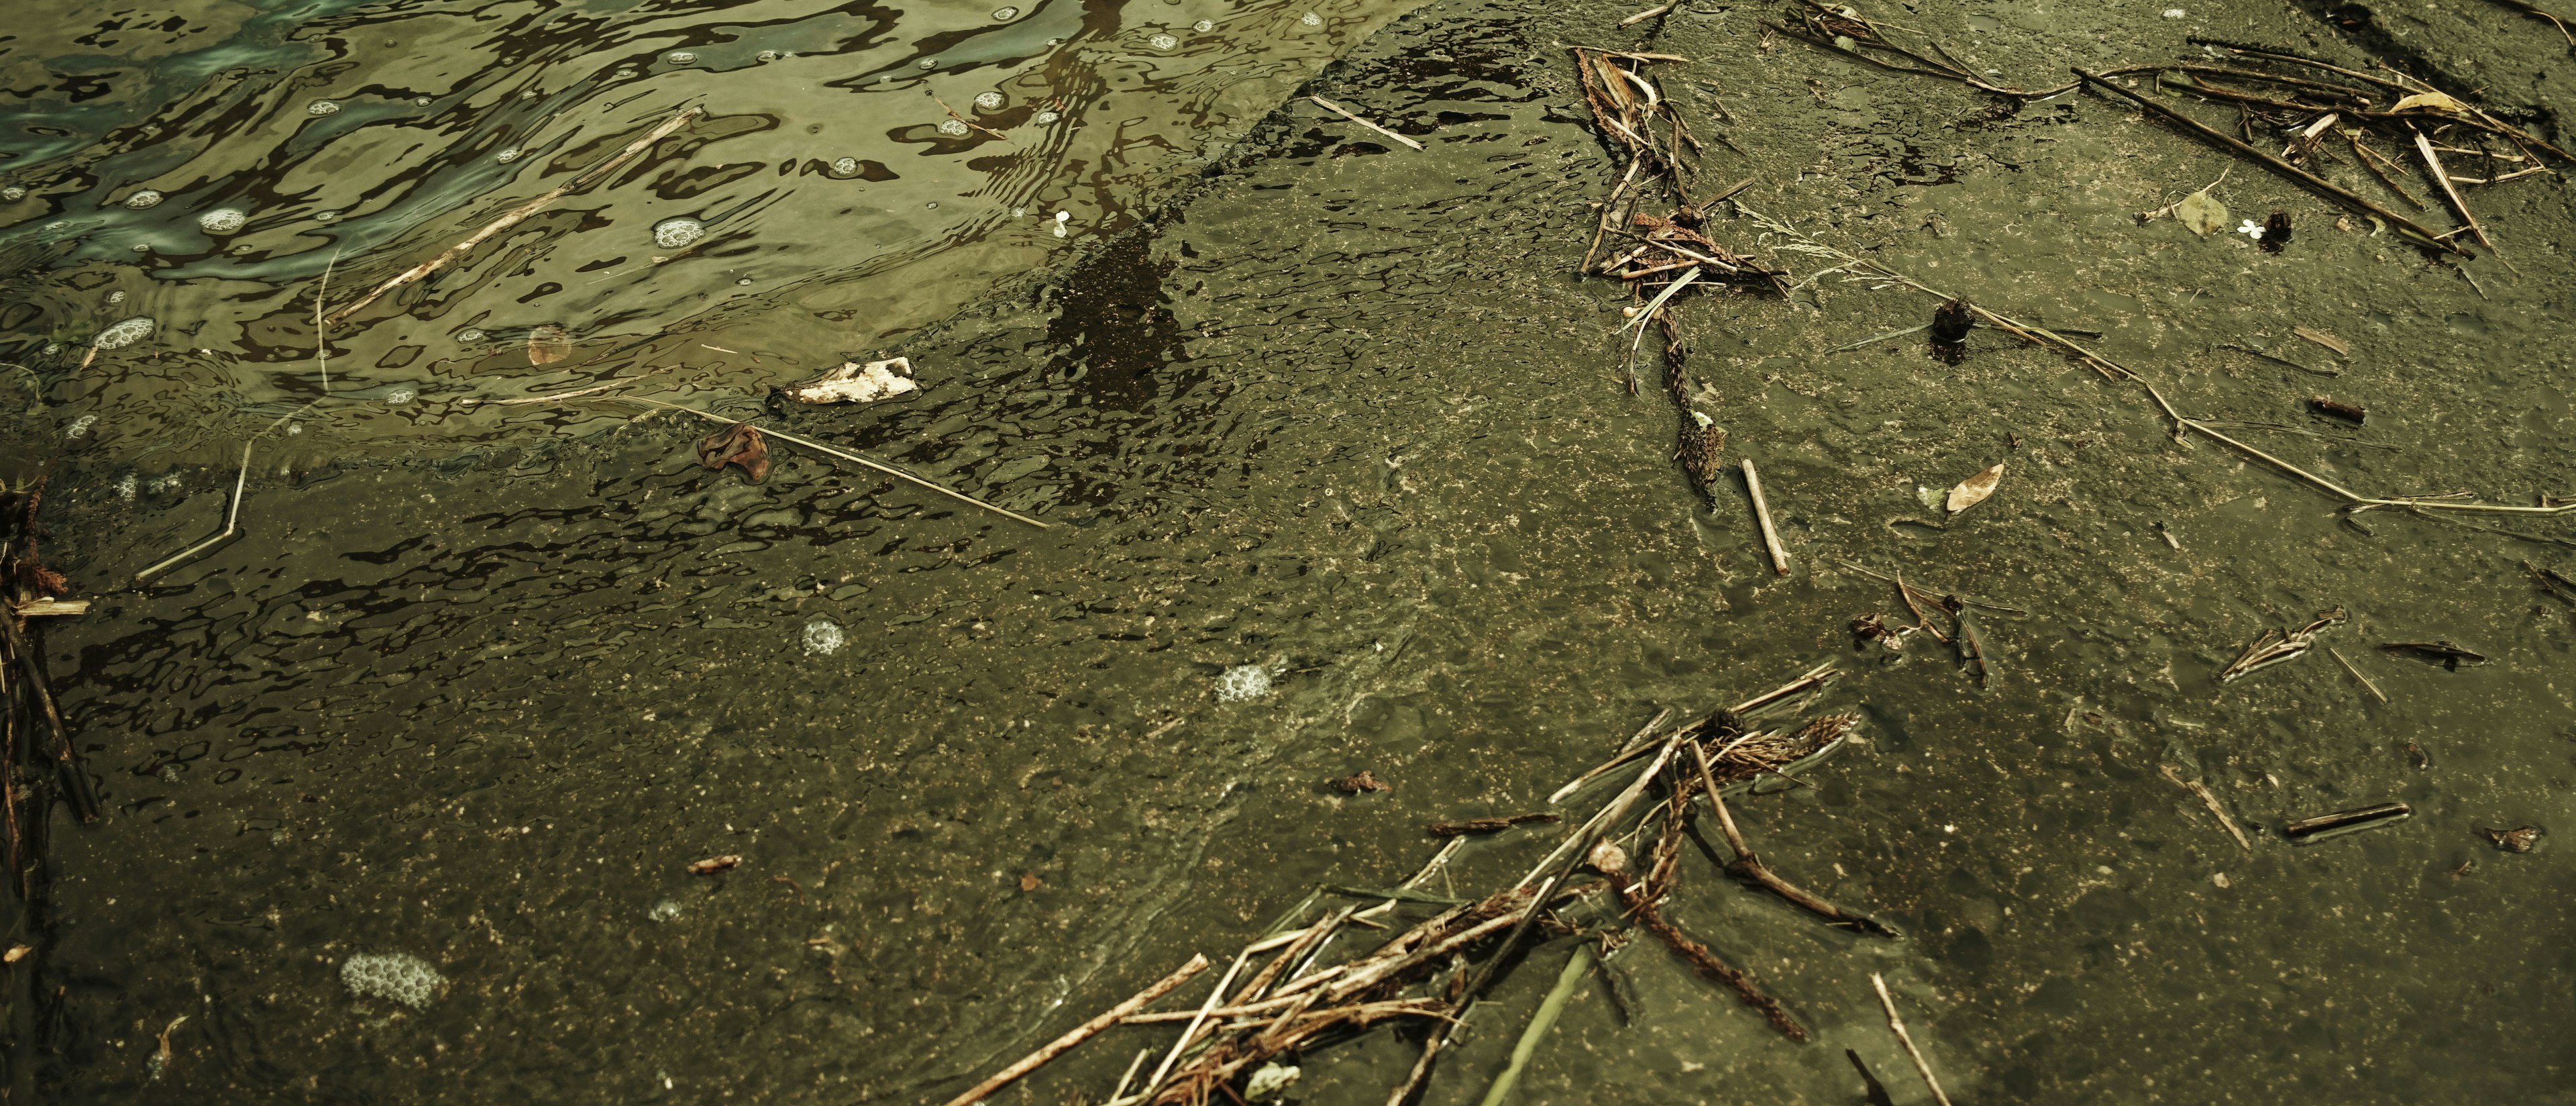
[[803, 619, 845, 656], [124, 191, 163, 209], [341, 952, 445, 1009], [197, 208, 248, 234], [653, 217, 704, 248], [93, 317, 154, 350], [1216, 662, 1275, 703]]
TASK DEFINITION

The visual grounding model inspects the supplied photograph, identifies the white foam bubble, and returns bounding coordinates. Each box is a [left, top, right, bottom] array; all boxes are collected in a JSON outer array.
[[652, 217, 704, 248], [1150, 33, 1178, 50], [123, 190, 163, 210], [974, 92, 1004, 110], [804, 619, 846, 656], [93, 317, 154, 350], [197, 208, 248, 234], [307, 100, 339, 116], [937, 118, 970, 136], [1216, 662, 1275, 703], [341, 952, 445, 1009]]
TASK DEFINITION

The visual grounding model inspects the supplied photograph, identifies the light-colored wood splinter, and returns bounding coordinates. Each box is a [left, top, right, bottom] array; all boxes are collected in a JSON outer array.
[[1307, 96, 1424, 150], [2162, 764, 2253, 852], [1741, 458, 1791, 575], [1872, 973, 1955, 1106]]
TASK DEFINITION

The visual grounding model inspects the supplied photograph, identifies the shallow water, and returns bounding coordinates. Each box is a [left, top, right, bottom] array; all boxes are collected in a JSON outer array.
[[6, 0, 2576, 1103]]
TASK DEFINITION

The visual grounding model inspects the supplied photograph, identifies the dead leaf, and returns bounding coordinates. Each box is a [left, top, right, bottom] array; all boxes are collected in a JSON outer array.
[[2174, 188, 2229, 238], [2292, 326, 2350, 356], [1945, 462, 2005, 513], [696, 423, 771, 483], [3, 944, 28, 964], [1019, 872, 1041, 892], [687, 855, 740, 875], [1330, 770, 1391, 793], [526, 323, 571, 365], [2389, 91, 2466, 115]]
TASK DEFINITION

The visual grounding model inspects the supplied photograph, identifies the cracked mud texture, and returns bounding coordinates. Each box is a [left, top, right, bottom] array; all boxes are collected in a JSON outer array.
[[5, 0, 2573, 1103]]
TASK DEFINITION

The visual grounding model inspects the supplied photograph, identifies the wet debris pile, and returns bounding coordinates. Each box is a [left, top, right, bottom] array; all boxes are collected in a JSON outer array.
[[939, 665, 1913, 1106], [1569, 46, 1782, 501], [1, 478, 99, 860]]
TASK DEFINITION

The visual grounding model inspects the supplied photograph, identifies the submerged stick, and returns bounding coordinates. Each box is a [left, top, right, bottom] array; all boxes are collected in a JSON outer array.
[[2072, 68, 2468, 255], [936, 953, 1210, 1106], [133, 442, 254, 583], [2413, 131, 2498, 252], [1136, 950, 1250, 1101], [1741, 458, 1791, 575], [1689, 741, 1897, 934], [629, 400, 1049, 527], [1870, 974, 1954, 1106], [2161, 765, 2251, 852], [329, 105, 704, 323], [1474, 944, 1595, 1106], [2326, 645, 2387, 703], [1309, 96, 1424, 150]]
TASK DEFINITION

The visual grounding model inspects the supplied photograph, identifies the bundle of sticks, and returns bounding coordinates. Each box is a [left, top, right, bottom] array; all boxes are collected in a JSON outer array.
[[941, 663, 1897, 1106], [1, 479, 99, 902]]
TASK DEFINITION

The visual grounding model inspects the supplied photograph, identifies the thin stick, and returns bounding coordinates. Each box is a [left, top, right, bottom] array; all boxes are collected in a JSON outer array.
[[1829, 322, 1929, 353], [1870, 973, 1954, 1106], [1690, 741, 1897, 934], [2414, 130, 2497, 252], [1618, 1, 1676, 26], [2161, 765, 2251, 852], [2481, 0, 2576, 46], [315, 253, 335, 394], [1108, 1047, 1153, 1103], [133, 442, 254, 583], [1136, 950, 1252, 1100], [2072, 68, 2468, 255], [1621, 266, 1701, 334], [329, 105, 703, 323], [1741, 458, 1790, 575], [936, 953, 1210, 1106], [2347, 132, 2429, 209], [1475, 944, 1595, 1106], [623, 399, 1049, 527], [2326, 645, 2388, 704], [1308, 96, 1424, 150]]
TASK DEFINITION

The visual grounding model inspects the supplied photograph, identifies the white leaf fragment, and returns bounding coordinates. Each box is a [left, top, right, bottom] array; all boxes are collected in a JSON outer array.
[[782, 356, 919, 405]]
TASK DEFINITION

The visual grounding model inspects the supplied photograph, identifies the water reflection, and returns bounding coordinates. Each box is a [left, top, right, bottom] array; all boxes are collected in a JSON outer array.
[[0, 0, 1419, 460]]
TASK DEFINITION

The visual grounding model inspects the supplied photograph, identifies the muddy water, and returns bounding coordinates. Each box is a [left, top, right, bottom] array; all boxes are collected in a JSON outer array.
[[8, 0, 2576, 1103]]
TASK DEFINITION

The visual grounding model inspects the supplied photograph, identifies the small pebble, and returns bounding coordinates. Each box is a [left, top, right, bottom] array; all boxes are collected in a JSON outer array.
[[2212, 872, 2231, 888]]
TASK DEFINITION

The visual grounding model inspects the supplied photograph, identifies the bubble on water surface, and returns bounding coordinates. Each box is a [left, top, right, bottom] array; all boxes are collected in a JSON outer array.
[[992, 6, 1019, 17], [803, 619, 845, 656], [413, 96, 431, 105], [1301, 11, 1322, 25], [458, 329, 486, 344], [1034, 109, 1061, 124], [1216, 663, 1276, 703], [197, 208, 248, 234], [1151, 33, 1179, 49], [93, 317, 154, 350], [649, 898, 684, 922], [496, 148, 522, 163], [315, 210, 339, 221], [667, 51, 696, 64], [757, 50, 782, 62], [974, 92, 1004, 110], [832, 156, 861, 175], [1194, 19, 1214, 32], [106, 291, 125, 304], [1, 187, 23, 201], [937, 118, 970, 136], [341, 953, 445, 1009], [918, 58, 938, 69], [307, 99, 339, 115], [385, 387, 417, 405], [64, 415, 98, 439], [123, 190, 163, 210], [652, 217, 704, 248]]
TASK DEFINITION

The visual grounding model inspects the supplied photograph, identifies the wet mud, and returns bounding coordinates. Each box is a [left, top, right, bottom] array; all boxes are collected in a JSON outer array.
[[5, 0, 2575, 1103]]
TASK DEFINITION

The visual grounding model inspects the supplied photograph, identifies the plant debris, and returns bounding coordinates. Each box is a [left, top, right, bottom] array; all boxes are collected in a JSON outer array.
[[696, 423, 771, 483], [2218, 607, 2345, 683], [1945, 462, 2005, 515], [687, 854, 741, 874], [1330, 770, 1392, 794], [2380, 640, 2487, 669], [2479, 825, 2542, 852], [782, 356, 918, 405], [1426, 813, 1559, 836]]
